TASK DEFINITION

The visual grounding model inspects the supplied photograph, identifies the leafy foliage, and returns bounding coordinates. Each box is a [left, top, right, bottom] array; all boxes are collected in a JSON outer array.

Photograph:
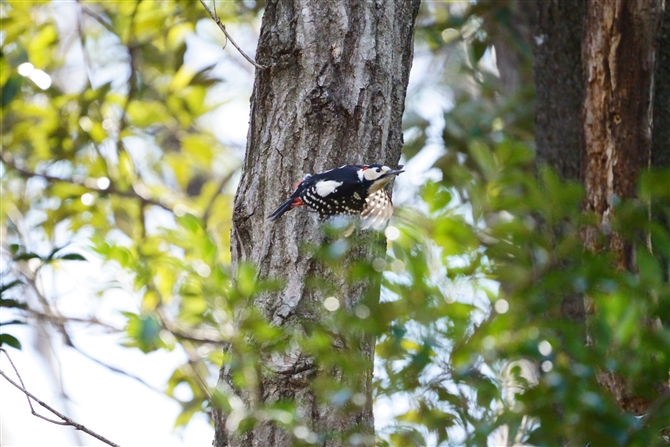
[[1, 0, 247, 430], [1, 279, 27, 350]]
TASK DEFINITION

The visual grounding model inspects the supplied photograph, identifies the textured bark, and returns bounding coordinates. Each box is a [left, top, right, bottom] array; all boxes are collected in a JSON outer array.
[[582, 0, 662, 267], [652, 8, 670, 286], [581, 0, 664, 414], [534, 0, 585, 182], [213, 1, 420, 446], [534, 0, 587, 324], [652, 5, 670, 169]]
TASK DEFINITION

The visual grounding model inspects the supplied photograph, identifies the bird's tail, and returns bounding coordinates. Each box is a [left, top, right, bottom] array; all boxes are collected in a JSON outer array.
[[268, 198, 296, 221]]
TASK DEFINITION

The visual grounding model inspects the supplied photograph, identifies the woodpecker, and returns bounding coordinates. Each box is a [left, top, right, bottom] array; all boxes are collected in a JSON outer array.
[[268, 164, 404, 230]]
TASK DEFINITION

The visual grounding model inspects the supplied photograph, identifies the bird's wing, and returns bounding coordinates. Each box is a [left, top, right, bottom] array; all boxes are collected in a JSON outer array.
[[361, 189, 394, 230]]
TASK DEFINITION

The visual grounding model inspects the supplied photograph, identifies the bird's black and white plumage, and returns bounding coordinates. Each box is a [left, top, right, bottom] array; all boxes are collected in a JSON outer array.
[[268, 164, 404, 230]]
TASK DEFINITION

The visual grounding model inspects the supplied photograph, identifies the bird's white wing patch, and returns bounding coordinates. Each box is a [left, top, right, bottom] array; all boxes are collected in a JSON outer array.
[[315, 180, 343, 197], [361, 190, 394, 230]]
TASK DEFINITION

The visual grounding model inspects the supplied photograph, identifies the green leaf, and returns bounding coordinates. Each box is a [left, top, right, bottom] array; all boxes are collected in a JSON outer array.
[[422, 181, 453, 214], [0, 299, 28, 310], [127, 100, 171, 127], [639, 169, 670, 200], [0, 280, 24, 295], [56, 253, 87, 261], [1, 76, 22, 108], [45, 245, 66, 261], [471, 39, 488, 63], [27, 23, 57, 67], [122, 312, 166, 353], [181, 134, 214, 166], [0, 333, 22, 350], [389, 428, 425, 446], [14, 253, 42, 262], [469, 139, 497, 181], [236, 262, 257, 298], [0, 319, 26, 326]]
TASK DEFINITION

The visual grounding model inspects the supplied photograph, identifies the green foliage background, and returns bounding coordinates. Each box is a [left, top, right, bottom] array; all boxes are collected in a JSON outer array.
[[1, 1, 668, 446]]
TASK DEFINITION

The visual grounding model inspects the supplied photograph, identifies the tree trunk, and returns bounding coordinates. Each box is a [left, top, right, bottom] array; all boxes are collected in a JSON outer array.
[[534, 0, 585, 182], [582, 0, 662, 268], [581, 0, 663, 414], [652, 3, 670, 286], [213, 1, 420, 446], [652, 4, 670, 170], [534, 0, 587, 323], [535, 0, 665, 416]]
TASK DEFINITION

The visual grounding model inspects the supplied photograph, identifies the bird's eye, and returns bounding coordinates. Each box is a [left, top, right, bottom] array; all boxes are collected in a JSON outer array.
[[376, 168, 381, 173]]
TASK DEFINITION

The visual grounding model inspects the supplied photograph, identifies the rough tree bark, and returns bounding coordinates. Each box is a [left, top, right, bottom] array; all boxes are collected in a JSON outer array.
[[652, 2, 670, 287], [583, 0, 663, 415], [535, 0, 667, 417], [652, 4, 670, 170], [534, 0, 585, 182], [534, 0, 587, 324], [213, 1, 420, 446], [582, 0, 663, 272], [581, 0, 665, 415]]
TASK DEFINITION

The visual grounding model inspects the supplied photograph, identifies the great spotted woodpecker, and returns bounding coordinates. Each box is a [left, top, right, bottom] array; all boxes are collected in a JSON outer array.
[[268, 164, 404, 230]]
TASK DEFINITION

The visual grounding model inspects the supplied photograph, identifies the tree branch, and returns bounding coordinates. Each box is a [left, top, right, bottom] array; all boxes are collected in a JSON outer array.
[[24, 309, 123, 333], [637, 386, 670, 429], [0, 153, 174, 213], [118, 0, 143, 134], [198, 0, 267, 70], [20, 308, 192, 396], [0, 348, 121, 447], [202, 168, 238, 224], [70, 344, 166, 395], [78, 2, 115, 35], [169, 327, 229, 346]]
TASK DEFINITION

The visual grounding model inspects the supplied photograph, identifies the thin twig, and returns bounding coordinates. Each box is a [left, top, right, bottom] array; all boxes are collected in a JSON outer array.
[[198, 0, 267, 70], [30, 304, 229, 347], [78, 2, 115, 34], [0, 348, 121, 447], [181, 342, 214, 401], [22, 309, 165, 394], [154, 310, 215, 401], [155, 307, 228, 346], [637, 386, 670, 430], [20, 305, 182, 397], [1, 346, 48, 423], [71, 345, 165, 395], [25, 309, 123, 333], [16, 257, 75, 347], [172, 329, 229, 346], [118, 0, 143, 134], [77, 0, 163, 226], [202, 168, 238, 223], [0, 153, 174, 213], [75, 2, 95, 86]]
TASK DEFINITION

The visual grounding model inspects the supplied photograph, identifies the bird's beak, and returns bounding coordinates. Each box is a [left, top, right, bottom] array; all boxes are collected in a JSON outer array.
[[380, 169, 405, 179]]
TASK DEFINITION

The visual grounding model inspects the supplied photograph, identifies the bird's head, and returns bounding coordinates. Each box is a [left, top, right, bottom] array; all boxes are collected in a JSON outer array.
[[358, 164, 405, 193]]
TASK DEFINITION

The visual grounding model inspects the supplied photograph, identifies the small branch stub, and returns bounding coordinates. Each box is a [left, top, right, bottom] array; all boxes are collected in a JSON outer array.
[[198, 0, 267, 70]]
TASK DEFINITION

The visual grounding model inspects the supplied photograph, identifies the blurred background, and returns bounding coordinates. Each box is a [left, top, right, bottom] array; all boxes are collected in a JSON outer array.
[[2, 1, 668, 447]]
